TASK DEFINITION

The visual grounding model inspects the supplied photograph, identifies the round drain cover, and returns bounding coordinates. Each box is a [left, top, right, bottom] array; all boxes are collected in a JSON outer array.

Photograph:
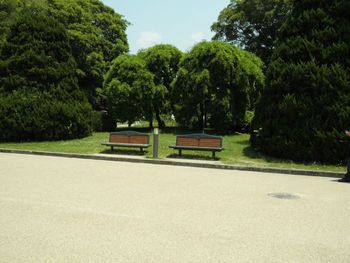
[[268, 192, 300, 200]]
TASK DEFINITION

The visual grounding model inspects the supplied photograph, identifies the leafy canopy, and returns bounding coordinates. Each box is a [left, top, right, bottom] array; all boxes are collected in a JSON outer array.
[[48, 0, 129, 108], [172, 41, 264, 132], [138, 44, 182, 127], [104, 55, 155, 127], [211, 0, 291, 64]]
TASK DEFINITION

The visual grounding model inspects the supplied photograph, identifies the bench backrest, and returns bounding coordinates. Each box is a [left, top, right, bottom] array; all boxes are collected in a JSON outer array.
[[176, 134, 223, 148], [109, 131, 150, 145]]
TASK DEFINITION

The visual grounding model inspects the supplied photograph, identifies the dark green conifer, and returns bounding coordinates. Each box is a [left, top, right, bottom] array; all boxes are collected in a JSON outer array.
[[251, 0, 350, 163], [0, 6, 93, 141]]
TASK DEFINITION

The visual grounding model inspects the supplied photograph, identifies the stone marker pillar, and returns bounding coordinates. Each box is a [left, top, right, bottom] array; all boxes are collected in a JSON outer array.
[[153, 128, 159, 158]]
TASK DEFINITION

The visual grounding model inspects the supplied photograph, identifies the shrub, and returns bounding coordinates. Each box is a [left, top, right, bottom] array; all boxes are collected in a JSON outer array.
[[91, 110, 116, 132], [0, 90, 92, 141]]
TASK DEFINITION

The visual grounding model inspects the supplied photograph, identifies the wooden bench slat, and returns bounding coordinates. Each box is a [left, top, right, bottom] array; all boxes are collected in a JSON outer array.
[[129, 136, 148, 144], [170, 145, 223, 151], [177, 137, 199, 147], [198, 138, 221, 148], [170, 133, 224, 159], [102, 142, 150, 147], [110, 134, 129, 143], [102, 131, 150, 153]]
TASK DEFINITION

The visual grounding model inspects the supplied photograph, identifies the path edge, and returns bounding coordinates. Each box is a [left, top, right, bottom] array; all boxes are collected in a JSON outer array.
[[0, 148, 343, 178]]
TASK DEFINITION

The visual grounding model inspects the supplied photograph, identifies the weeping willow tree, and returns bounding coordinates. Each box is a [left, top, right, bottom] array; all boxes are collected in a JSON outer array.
[[171, 41, 264, 132]]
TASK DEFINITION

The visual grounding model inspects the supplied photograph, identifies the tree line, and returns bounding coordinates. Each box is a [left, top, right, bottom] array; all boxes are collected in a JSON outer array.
[[0, 0, 349, 165], [103, 42, 264, 133], [0, 0, 264, 140]]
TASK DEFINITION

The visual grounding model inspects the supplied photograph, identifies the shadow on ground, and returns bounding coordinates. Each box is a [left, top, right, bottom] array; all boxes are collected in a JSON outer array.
[[167, 153, 220, 161], [241, 140, 345, 171], [100, 149, 148, 156], [237, 138, 290, 163], [332, 178, 349, 183]]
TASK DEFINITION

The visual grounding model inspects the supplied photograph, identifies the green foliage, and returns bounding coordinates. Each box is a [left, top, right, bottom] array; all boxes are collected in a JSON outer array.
[[48, 0, 129, 61], [104, 55, 155, 126], [0, 6, 78, 95], [138, 44, 182, 89], [48, 0, 129, 108], [245, 110, 255, 128], [172, 41, 264, 132], [0, 89, 92, 141], [138, 44, 182, 127], [0, 6, 93, 141], [251, 0, 350, 164], [0, 0, 129, 108], [0, 0, 17, 46], [0, 0, 49, 48], [211, 0, 291, 64]]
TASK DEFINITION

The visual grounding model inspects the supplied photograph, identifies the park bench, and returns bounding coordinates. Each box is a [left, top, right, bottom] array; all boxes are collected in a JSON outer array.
[[101, 131, 150, 153], [169, 133, 224, 158]]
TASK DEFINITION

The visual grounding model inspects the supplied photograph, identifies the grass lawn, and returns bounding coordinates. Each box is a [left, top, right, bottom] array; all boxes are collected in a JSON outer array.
[[0, 128, 346, 173]]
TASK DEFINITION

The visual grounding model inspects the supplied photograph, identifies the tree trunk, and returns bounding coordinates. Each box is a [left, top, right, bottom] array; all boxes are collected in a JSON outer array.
[[199, 103, 204, 133], [155, 108, 165, 129]]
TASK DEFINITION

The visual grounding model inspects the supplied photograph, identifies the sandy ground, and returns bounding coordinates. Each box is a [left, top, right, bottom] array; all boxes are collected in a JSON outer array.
[[0, 153, 349, 263]]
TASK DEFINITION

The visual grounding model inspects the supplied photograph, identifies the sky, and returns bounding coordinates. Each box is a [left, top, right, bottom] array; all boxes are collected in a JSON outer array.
[[101, 0, 229, 54]]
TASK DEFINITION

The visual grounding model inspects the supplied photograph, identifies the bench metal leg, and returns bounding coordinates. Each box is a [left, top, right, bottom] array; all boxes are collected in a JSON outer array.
[[111, 146, 114, 151], [140, 147, 144, 153], [212, 151, 215, 158], [179, 149, 182, 156]]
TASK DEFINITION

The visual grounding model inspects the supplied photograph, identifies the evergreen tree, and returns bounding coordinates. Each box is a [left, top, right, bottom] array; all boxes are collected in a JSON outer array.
[[0, 0, 18, 46], [0, 0, 129, 109], [0, 6, 93, 141], [48, 0, 129, 108], [251, 0, 350, 163], [0, 6, 78, 95]]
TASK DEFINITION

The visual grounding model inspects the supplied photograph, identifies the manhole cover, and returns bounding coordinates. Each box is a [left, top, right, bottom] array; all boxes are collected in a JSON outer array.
[[268, 192, 300, 200]]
